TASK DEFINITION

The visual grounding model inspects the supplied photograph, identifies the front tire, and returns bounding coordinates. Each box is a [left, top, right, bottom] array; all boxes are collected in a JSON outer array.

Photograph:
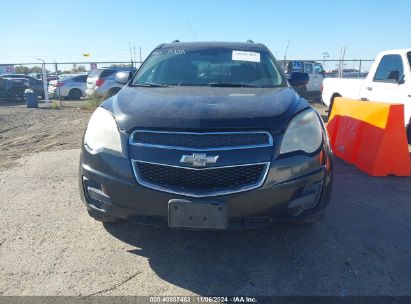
[[68, 88, 82, 100]]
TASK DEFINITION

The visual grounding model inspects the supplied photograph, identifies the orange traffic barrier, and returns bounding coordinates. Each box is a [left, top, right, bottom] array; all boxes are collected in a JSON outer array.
[[327, 97, 410, 176]]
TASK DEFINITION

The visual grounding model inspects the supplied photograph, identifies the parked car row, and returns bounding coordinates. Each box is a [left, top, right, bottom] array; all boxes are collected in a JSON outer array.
[[1, 66, 138, 102]]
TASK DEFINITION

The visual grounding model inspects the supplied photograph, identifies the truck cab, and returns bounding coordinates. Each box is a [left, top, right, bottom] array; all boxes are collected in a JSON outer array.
[[359, 50, 411, 128], [322, 49, 411, 143]]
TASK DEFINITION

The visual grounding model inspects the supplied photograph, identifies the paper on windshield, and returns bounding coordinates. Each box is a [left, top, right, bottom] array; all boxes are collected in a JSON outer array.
[[232, 51, 261, 62]]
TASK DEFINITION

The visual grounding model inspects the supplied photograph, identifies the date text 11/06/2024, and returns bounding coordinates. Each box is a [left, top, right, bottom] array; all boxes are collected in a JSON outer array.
[[149, 296, 258, 303]]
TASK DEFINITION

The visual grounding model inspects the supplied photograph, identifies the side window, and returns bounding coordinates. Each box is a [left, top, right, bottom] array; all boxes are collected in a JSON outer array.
[[373, 55, 404, 83], [407, 52, 411, 71], [314, 63, 323, 75], [74, 75, 88, 82], [304, 63, 313, 74], [100, 70, 116, 78]]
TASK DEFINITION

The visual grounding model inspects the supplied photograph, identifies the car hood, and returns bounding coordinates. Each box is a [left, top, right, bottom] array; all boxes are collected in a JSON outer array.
[[102, 86, 309, 134]]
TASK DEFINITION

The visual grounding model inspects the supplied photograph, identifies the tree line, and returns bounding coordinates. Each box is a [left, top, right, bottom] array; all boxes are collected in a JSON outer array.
[[14, 64, 87, 75]]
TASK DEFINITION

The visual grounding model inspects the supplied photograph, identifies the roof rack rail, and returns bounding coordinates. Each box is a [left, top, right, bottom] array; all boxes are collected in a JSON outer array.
[[246, 40, 254, 43], [172, 39, 180, 43]]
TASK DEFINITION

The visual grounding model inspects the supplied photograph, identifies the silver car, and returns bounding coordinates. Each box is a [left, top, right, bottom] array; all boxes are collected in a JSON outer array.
[[48, 74, 88, 99], [85, 67, 136, 98]]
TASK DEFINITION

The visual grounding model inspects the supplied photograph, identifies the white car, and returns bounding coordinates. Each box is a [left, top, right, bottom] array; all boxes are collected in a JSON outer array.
[[322, 49, 411, 143], [48, 74, 88, 99], [284, 60, 325, 94], [85, 67, 137, 98]]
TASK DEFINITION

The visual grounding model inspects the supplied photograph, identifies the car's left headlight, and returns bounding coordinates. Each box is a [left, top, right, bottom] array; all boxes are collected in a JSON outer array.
[[84, 107, 122, 152], [280, 109, 323, 154]]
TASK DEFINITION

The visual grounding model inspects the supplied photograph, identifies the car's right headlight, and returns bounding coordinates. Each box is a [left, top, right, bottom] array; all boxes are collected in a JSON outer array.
[[280, 109, 323, 154], [84, 107, 122, 152]]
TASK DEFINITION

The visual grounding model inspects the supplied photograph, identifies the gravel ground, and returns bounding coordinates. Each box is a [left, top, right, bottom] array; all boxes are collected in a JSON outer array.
[[0, 150, 410, 296], [0, 101, 92, 170], [1, 100, 410, 296]]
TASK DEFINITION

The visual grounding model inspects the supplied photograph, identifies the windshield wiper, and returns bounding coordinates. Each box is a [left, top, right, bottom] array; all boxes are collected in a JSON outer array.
[[131, 82, 170, 87], [208, 82, 259, 88]]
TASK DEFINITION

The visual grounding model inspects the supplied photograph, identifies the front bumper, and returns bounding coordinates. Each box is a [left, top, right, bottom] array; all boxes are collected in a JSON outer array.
[[79, 140, 333, 229]]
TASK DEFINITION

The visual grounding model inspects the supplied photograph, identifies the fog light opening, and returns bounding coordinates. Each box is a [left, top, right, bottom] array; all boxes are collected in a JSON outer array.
[[289, 181, 324, 215], [83, 177, 112, 210]]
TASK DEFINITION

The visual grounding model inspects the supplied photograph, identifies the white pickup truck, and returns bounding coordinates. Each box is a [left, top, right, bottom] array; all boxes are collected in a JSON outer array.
[[322, 49, 411, 143]]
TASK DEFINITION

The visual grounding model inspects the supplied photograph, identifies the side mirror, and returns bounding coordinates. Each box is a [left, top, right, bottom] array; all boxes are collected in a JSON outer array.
[[398, 74, 405, 85], [387, 70, 400, 83], [115, 71, 132, 85], [288, 72, 309, 87]]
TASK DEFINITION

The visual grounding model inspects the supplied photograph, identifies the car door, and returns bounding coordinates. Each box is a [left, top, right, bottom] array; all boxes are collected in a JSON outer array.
[[73, 75, 88, 95], [303, 62, 315, 91], [361, 53, 411, 126]]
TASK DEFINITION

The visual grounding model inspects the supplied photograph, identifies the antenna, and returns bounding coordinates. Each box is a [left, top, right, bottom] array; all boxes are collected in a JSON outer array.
[[188, 21, 198, 41], [129, 42, 134, 67], [283, 40, 291, 63]]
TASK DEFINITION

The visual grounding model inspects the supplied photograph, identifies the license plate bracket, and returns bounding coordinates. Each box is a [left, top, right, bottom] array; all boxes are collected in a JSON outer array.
[[168, 199, 227, 230]]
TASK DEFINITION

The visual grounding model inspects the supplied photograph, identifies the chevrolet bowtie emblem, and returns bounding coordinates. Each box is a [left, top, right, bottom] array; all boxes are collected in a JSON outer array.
[[180, 153, 219, 167]]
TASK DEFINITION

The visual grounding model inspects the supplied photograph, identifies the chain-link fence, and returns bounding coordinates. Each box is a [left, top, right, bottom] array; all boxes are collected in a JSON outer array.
[[0, 61, 142, 104], [278, 59, 374, 102], [0, 59, 373, 104]]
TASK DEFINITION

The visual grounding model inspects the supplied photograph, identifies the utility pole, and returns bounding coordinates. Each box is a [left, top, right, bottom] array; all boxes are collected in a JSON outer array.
[[54, 60, 62, 107], [322, 52, 329, 66], [37, 58, 49, 104], [139, 46, 142, 64], [129, 42, 134, 67], [338, 46, 347, 78], [133, 46, 137, 66], [283, 40, 290, 69]]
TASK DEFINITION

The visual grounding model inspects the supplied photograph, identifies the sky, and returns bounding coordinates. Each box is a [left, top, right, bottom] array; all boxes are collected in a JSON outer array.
[[0, 0, 410, 65]]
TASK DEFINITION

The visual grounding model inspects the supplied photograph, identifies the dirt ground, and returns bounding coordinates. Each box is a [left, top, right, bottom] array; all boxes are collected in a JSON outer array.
[[0, 101, 92, 170], [1, 100, 410, 297]]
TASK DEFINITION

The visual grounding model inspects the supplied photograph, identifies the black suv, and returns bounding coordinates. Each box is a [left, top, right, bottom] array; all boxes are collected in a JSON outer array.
[[1, 74, 45, 99], [79, 41, 333, 230], [0, 76, 29, 102]]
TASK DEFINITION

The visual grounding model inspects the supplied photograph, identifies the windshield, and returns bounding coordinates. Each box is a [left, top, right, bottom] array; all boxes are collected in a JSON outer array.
[[408, 52, 411, 71], [133, 47, 285, 87]]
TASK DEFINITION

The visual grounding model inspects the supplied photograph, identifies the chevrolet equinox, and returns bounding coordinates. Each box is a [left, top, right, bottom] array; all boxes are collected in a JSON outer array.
[[79, 41, 333, 230]]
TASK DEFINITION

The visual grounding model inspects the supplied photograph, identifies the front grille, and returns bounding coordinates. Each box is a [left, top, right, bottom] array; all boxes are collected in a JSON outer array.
[[134, 161, 269, 197], [131, 131, 271, 150]]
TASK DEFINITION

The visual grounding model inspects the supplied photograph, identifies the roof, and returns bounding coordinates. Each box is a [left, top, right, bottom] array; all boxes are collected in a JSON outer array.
[[377, 49, 411, 56], [158, 41, 269, 51]]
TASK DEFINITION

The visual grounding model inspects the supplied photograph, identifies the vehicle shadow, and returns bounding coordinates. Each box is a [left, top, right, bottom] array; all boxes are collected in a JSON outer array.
[[103, 159, 411, 295], [103, 220, 326, 295]]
